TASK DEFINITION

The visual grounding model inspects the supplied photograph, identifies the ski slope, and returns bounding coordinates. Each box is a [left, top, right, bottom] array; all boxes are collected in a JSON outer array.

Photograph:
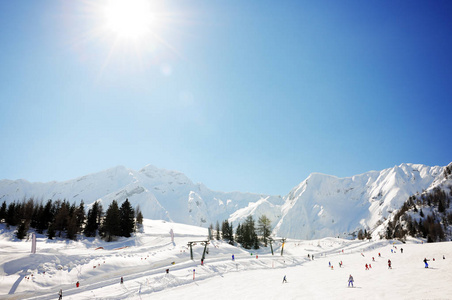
[[1, 219, 451, 299]]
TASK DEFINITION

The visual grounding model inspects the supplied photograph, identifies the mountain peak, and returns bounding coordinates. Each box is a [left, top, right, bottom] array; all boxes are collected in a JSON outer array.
[[0, 162, 450, 240]]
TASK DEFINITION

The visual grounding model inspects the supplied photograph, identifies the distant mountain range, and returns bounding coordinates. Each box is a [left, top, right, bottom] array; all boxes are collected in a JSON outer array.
[[1, 162, 450, 240]]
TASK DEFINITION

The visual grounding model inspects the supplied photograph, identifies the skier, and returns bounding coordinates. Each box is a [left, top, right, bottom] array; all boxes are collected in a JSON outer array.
[[378, 253, 381, 257], [365, 263, 369, 270], [329, 261, 331, 267], [401, 248, 403, 254], [282, 275, 287, 283], [348, 274, 354, 288], [58, 289, 62, 300], [388, 259, 392, 269], [424, 258, 429, 268], [76, 281, 79, 288], [232, 254, 235, 261], [120, 277, 123, 284]]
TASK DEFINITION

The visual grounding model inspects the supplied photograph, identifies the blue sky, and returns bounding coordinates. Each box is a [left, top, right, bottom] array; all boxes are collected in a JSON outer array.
[[1, 0, 451, 196]]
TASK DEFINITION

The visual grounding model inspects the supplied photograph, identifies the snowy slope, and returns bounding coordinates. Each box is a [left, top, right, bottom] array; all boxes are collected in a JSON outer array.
[[271, 163, 444, 240], [1, 220, 451, 300]]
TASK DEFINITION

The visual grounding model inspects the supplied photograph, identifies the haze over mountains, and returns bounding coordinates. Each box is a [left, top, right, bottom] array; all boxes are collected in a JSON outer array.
[[0, 162, 450, 240]]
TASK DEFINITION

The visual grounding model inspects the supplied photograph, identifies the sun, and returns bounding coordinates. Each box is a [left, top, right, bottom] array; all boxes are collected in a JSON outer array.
[[74, 0, 185, 76], [102, 0, 154, 39]]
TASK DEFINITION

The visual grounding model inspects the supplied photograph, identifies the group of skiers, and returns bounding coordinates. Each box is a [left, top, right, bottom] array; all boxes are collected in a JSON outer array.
[[56, 243, 447, 297]]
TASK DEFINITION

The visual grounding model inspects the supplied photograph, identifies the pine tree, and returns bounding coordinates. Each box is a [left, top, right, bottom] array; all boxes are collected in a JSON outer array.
[[215, 221, 221, 240], [235, 223, 243, 244], [96, 202, 104, 225], [23, 198, 35, 223], [257, 215, 271, 246], [16, 221, 29, 240], [6, 202, 18, 226], [120, 199, 135, 237], [253, 232, 259, 250], [84, 201, 101, 237], [208, 223, 214, 239], [228, 222, 234, 245], [75, 200, 86, 233], [0, 201, 6, 222], [242, 215, 257, 249], [221, 220, 230, 241], [47, 223, 56, 240], [66, 214, 78, 240], [438, 198, 445, 213], [54, 201, 69, 237], [135, 205, 143, 229], [40, 199, 54, 233], [31, 202, 43, 231], [101, 200, 121, 242]]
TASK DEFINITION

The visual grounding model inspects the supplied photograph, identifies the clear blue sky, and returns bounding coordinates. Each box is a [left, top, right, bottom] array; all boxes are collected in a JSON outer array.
[[1, 0, 451, 196]]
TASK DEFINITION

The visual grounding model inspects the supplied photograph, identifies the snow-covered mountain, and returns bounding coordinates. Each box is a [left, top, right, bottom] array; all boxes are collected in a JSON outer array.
[[271, 163, 447, 240], [0, 163, 450, 240], [0, 165, 283, 228]]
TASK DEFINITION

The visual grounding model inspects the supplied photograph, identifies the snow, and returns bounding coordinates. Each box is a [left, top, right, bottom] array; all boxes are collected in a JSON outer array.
[[0, 162, 450, 241], [1, 219, 451, 299], [0, 165, 283, 230], [274, 163, 446, 239]]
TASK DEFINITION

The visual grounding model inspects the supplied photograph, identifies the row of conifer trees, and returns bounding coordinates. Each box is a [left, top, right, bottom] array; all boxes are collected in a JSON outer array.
[[0, 198, 143, 241], [211, 215, 272, 249]]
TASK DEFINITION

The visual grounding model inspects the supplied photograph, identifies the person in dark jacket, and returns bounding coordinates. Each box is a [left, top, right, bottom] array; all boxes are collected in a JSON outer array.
[[424, 258, 429, 268], [348, 275, 354, 287]]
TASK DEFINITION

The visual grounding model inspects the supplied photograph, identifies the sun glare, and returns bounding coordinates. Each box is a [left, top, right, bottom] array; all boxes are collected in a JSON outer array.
[[78, 0, 184, 76], [103, 0, 154, 39]]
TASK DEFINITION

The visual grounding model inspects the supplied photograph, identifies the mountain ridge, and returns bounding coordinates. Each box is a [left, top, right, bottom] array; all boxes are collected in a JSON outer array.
[[0, 162, 450, 240]]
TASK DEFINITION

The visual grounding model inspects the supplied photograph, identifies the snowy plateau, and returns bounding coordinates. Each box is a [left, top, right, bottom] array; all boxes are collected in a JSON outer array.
[[0, 162, 450, 240]]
